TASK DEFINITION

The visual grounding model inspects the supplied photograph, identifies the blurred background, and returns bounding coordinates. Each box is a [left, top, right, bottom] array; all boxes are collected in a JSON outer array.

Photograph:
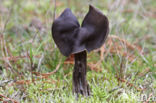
[[0, 0, 155, 102]]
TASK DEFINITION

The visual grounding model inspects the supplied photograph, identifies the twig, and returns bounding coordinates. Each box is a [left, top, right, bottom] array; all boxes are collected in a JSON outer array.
[[33, 62, 61, 77], [8, 78, 56, 86], [37, 53, 44, 72], [117, 77, 145, 91], [3, 35, 14, 70], [109, 86, 121, 93], [53, 0, 56, 21], [0, 35, 16, 73], [0, 94, 19, 103], [138, 68, 150, 77], [88, 60, 102, 72], [0, 6, 13, 34], [144, 93, 153, 103], [0, 55, 41, 61], [100, 37, 112, 60], [27, 51, 34, 83], [98, 35, 143, 62], [108, 35, 142, 53]]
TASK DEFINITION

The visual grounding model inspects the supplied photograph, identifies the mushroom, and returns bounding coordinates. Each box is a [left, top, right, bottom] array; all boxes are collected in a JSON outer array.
[[52, 5, 109, 96]]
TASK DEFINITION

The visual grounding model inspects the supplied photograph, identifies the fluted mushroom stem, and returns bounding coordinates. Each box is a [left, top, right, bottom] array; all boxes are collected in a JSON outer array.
[[73, 51, 90, 96]]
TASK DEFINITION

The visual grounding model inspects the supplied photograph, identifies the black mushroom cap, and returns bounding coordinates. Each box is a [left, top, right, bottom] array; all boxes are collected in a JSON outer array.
[[52, 5, 109, 57]]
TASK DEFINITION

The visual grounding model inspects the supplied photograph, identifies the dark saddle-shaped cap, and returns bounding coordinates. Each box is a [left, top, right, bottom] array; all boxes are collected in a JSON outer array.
[[52, 5, 109, 57]]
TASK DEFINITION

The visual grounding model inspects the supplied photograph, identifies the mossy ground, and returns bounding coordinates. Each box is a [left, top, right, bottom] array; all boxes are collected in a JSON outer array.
[[0, 0, 155, 102]]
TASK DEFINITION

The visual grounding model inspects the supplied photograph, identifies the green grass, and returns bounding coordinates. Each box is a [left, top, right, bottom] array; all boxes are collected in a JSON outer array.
[[0, 0, 155, 102]]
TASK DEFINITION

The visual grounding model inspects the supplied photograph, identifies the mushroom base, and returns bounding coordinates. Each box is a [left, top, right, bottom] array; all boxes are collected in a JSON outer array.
[[72, 51, 90, 97]]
